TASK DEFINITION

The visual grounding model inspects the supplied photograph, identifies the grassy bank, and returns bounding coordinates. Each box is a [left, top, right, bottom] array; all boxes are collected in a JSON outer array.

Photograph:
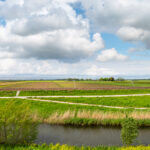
[[1, 144, 150, 150], [1, 99, 150, 126], [20, 89, 150, 96], [38, 95, 150, 108]]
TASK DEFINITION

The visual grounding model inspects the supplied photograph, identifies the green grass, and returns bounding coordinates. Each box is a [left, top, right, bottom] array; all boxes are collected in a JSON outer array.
[[0, 91, 16, 96], [1, 98, 150, 126], [20, 89, 150, 96], [39, 96, 150, 108], [0, 144, 119, 150], [78, 80, 150, 87], [0, 98, 123, 115], [1, 144, 150, 150]]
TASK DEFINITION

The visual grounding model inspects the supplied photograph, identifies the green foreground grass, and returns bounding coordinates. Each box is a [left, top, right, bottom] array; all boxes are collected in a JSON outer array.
[[1, 144, 150, 150], [20, 89, 150, 96], [1, 98, 150, 126], [39, 96, 150, 108]]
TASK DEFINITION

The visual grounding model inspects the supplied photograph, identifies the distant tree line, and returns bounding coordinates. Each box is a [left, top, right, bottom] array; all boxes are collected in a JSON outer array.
[[67, 77, 125, 81]]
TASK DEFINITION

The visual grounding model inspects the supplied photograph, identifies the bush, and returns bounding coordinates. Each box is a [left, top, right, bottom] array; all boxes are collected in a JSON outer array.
[[99, 77, 115, 81], [0, 100, 38, 144], [121, 116, 139, 146]]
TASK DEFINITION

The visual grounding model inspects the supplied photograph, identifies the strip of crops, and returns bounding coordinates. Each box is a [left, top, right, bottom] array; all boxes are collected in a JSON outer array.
[[0, 91, 16, 96], [19, 89, 150, 96]]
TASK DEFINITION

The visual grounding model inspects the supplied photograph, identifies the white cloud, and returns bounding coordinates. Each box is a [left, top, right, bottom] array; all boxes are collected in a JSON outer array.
[[85, 65, 118, 76], [80, 0, 150, 49], [96, 48, 128, 62], [0, 58, 149, 77], [117, 26, 145, 42], [0, 0, 104, 62], [0, 0, 150, 78], [0, 23, 104, 61]]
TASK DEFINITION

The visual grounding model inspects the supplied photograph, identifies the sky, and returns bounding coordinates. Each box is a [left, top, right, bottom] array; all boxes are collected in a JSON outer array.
[[0, 0, 150, 79]]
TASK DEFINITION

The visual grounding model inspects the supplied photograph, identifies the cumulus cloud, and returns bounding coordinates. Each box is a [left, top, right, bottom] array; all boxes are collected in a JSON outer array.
[[80, 0, 150, 49], [0, 0, 104, 62], [0, 24, 104, 61], [96, 48, 128, 62], [0, 0, 150, 77], [117, 27, 145, 42]]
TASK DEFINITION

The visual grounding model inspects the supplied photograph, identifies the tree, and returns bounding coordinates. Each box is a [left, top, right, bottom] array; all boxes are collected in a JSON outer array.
[[109, 77, 115, 81], [0, 100, 38, 144], [121, 116, 139, 146]]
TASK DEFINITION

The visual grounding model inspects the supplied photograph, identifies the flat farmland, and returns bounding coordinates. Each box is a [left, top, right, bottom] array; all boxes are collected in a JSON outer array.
[[0, 80, 150, 91]]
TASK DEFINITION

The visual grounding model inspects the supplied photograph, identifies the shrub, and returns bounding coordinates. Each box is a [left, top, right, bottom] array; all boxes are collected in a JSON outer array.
[[0, 100, 38, 144], [121, 116, 139, 146]]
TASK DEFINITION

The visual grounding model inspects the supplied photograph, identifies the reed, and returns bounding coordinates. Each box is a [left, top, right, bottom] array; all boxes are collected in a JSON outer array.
[[32, 110, 150, 126]]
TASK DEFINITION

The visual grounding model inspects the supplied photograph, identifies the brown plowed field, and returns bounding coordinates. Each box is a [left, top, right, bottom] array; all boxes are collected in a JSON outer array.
[[0, 81, 150, 91]]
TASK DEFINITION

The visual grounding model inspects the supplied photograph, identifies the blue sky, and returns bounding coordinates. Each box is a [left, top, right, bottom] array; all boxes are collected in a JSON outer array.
[[0, 0, 150, 78], [72, 2, 150, 61], [0, 17, 6, 26]]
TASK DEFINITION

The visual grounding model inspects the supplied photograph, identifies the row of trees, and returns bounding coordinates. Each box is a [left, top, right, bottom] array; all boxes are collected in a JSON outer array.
[[67, 77, 125, 81]]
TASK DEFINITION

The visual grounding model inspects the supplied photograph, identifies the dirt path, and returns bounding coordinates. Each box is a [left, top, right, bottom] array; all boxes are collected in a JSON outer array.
[[16, 91, 20, 97], [27, 93, 150, 98], [1, 93, 150, 98], [0, 93, 150, 109]]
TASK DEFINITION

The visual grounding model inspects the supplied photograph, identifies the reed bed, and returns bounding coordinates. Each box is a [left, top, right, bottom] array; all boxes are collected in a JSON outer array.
[[36, 110, 150, 126]]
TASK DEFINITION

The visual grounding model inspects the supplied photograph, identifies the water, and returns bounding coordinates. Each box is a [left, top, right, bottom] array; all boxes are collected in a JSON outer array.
[[35, 124, 150, 146]]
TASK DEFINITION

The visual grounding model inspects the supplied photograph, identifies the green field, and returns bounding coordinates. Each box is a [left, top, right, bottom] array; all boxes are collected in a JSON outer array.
[[1, 98, 150, 126], [78, 80, 150, 87], [38, 96, 150, 108], [1, 80, 150, 148], [20, 89, 150, 96], [0, 80, 150, 91], [0, 91, 16, 96]]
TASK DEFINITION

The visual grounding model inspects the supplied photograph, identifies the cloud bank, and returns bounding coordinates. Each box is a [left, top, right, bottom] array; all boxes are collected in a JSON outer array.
[[0, 0, 149, 77]]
